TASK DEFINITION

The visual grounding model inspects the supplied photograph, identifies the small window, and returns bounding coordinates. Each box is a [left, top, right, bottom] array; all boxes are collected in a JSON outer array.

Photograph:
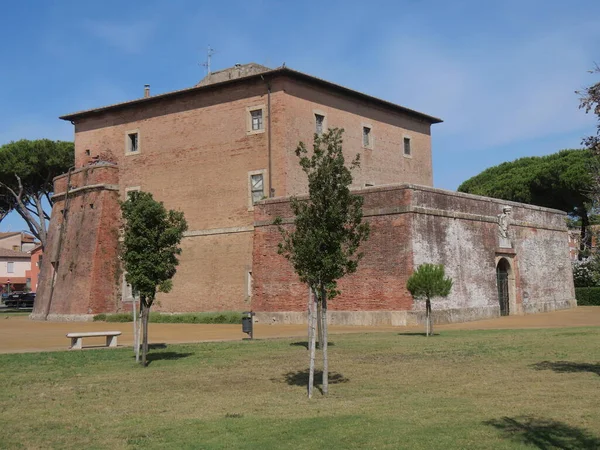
[[129, 133, 138, 152], [251, 174, 264, 204], [7, 262, 14, 273], [315, 114, 325, 135], [12, 245, 19, 251], [403, 137, 411, 156], [250, 110, 263, 131], [247, 271, 253, 299], [363, 126, 371, 148], [125, 186, 141, 198]]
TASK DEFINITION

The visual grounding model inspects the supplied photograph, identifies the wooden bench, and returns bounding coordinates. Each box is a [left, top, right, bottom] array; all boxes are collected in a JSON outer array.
[[66, 331, 122, 350]]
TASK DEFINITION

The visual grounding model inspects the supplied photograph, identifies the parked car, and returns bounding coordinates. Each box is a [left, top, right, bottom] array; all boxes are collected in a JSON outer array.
[[3, 292, 35, 308]]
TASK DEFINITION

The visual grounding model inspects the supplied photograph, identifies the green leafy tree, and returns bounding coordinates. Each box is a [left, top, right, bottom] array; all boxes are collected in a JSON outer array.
[[577, 64, 600, 155], [577, 65, 600, 215], [277, 128, 370, 398], [458, 149, 593, 258], [121, 191, 188, 366], [0, 139, 74, 248], [406, 264, 453, 336]]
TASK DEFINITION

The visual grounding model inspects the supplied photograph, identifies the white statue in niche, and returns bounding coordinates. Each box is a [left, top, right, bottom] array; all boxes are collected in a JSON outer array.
[[498, 206, 512, 248]]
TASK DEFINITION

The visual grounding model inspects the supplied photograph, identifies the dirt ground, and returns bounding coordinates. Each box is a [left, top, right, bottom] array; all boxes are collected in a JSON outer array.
[[0, 306, 598, 354]]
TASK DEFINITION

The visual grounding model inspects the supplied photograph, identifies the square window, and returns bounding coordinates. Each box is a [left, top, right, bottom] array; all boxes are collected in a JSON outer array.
[[251, 174, 264, 204], [363, 126, 371, 147], [315, 114, 325, 135], [250, 109, 263, 131], [7, 262, 14, 273], [404, 137, 412, 156], [127, 132, 139, 153]]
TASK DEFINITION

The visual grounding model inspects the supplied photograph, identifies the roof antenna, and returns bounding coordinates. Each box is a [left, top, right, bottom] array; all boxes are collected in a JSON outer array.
[[201, 46, 216, 76]]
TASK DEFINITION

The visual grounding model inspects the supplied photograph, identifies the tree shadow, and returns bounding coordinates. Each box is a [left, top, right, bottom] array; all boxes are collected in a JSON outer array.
[[148, 343, 167, 350], [485, 416, 600, 449], [531, 361, 600, 376], [280, 369, 349, 394], [290, 341, 335, 349], [142, 352, 193, 365], [397, 332, 440, 337]]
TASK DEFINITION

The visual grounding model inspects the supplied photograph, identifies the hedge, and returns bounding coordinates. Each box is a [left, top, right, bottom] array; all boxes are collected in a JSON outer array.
[[93, 311, 244, 324], [575, 287, 600, 306]]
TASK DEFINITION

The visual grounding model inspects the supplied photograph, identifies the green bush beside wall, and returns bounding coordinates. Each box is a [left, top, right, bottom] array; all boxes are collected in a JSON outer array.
[[93, 311, 244, 324], [575, 287, 600, 306]]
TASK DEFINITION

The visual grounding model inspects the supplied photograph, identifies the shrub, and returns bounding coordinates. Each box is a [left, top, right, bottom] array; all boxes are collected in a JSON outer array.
[[572, 257, 600, 287], [92, 311, 244, 324], [575, 287, 600, 306]]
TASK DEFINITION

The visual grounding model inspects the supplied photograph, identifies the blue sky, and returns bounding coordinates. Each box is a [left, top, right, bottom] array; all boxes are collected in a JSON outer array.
[[1, 0, 598, 232]]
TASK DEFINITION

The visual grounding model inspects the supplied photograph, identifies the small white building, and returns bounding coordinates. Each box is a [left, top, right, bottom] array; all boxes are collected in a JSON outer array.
[[0, 248, 32, 293]]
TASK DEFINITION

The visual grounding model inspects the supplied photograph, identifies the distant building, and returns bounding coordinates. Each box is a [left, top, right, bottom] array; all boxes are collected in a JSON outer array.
[[0, 248, 31, 293], [25, 245, 43, 293], [0, 232, 37, 253]]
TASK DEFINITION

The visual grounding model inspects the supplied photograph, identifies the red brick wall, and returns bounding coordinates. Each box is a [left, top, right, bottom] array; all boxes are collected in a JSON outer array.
[[279, 78, 433, 195], [252, 187, 416, 312], [33, 165, 121, 318]]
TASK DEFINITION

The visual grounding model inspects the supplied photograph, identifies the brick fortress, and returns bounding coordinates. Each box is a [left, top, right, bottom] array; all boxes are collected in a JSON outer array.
[[32, 64, 576, 323]]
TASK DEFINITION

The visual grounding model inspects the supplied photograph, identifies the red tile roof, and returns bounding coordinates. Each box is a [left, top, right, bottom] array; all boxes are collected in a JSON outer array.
[[0, 248, 30, 258]]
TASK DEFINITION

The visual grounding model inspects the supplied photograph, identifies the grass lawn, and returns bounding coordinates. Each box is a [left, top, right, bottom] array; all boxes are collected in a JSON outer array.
[[0, 327, 599, 449]]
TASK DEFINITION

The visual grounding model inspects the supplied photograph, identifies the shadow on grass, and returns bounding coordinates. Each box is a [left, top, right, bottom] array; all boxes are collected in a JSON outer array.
[[148, 343, 168, 350], [280, 369, 349, 394], [397, 332, 440, 337], [143, 352, 193, 365], [531, 361, 600, 376], [290, 341, 335, 349], [485, 416, 600, 449]]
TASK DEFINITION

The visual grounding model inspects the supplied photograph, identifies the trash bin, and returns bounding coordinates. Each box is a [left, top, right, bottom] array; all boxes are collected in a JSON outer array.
[[242, 311, 255, 339]]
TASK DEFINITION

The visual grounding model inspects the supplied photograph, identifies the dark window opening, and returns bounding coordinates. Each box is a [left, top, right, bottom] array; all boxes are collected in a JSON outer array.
[[251, 174, 264, 204], [128, 133, 138, 153], [363, 127, 371, 147], [251, 110, 263, 131], [315, 114, 324, 134], [403, 137, 411, 156]]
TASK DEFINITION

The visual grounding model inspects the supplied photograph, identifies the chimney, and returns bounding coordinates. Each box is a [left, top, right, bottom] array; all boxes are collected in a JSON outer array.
[[144, 84, 150, 98]]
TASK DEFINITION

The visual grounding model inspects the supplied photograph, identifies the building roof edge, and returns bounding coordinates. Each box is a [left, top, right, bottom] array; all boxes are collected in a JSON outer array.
[[59, 67, 443, 124]]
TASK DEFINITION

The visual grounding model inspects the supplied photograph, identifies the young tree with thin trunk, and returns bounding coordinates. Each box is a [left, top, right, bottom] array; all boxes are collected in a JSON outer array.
[[121, 191, 187, 366], [0, 139, 74, 249], [406, 264, 453, 337], [277, 128, 370, 398]]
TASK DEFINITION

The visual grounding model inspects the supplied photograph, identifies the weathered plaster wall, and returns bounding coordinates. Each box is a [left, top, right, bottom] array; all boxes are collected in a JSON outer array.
[[410, 186, 575, 320]]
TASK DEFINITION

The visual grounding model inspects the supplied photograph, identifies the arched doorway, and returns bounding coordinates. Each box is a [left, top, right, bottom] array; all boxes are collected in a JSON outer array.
[[496, 258, 510, 316]]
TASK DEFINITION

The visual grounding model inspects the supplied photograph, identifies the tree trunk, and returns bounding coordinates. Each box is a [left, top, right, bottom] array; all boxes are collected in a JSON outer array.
[[307, 286, 313, 343], [579, 209, 590, 260], [133, 296, 139, 363], [321, 287, 329, 395], [141, 297, 149, 366], [426, 298, 432, 337], [308, 294, 317, 399], [317, 300, 323, 349]]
